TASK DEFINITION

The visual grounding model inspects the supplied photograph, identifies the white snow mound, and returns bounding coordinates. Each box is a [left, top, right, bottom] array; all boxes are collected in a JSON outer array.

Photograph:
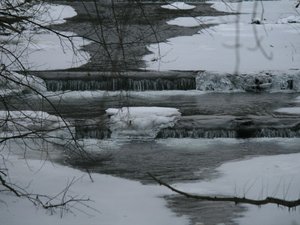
[[106, 107, 181, 139], [161, 2, 195, 10]]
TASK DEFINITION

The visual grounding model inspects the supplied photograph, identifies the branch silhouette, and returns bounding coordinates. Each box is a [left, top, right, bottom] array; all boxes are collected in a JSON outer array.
[[148, 173, 300, 209]]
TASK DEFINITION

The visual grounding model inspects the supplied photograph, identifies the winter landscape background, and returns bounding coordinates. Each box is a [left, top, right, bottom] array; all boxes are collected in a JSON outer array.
[[1, 0, 300, 225]]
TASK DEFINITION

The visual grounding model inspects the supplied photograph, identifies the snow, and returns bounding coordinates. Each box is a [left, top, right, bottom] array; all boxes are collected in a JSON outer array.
[[275, 107, 300, 114], [174, 153, 300, 225], [33, 4, 77, 26], [196, 70, 300, 92], [210, 0, 299, 23], [144, 0, 300, 73], [167, 15, 237, 27], [0, 155, 188, 225], [0, 71, 47, 96], [106, 107, 181, 139], [35, 90, 205, 102], [0, 110, 73, 145], [277, 15, 300, 24], [161, 2, 195, 10], [0, 4, 90, 70]]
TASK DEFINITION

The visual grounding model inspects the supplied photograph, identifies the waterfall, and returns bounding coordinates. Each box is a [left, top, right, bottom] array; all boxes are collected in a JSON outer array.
[[45, 78, 196, 91], [157, 127, 300, 139]]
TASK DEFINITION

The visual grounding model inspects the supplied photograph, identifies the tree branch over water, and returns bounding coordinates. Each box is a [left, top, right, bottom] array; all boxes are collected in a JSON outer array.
[[148, 173, 300, 209]]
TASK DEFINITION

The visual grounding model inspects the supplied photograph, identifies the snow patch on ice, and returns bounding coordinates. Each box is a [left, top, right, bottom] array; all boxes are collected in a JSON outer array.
[[175, 153, 300, 225], [210, 0, 299, 24], [0, 3, 90, 70], [167, 15, 237, 27], [274, 107, 300, 114], [0, 155, 188, 225], [161, 2, 195, 10], [34, 4, 77, 26], [106, 107, 181, 139], [0, 110, 73, 144], [277, 15, 300, 24], [0, 71, 46, 96], [145, 0, 300, 73]]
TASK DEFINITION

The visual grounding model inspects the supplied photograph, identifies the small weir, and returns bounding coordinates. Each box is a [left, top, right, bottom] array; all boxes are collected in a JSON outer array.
[[157, 127, 300, 139], [32, 71, 197, 91], [45, 77, 196, 91], [75, 126, 300, 139]]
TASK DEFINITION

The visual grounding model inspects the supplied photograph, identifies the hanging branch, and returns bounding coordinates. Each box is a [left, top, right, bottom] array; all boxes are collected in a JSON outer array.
[[148, 173, 300, 209]]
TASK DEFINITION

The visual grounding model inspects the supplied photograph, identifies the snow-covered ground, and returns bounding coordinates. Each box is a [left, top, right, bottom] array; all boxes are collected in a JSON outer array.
[[0, 4, 90, 70], [145, 0, 300, 73]]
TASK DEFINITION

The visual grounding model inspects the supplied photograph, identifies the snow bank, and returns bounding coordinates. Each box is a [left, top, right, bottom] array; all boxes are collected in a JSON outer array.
[[175, 153, 300, 225], [0, 71, 46, 96], [161, 2, 195, 10], [0, 110, 73, 144], [0, 155, 188, 225], [106, 107, 181, 139]]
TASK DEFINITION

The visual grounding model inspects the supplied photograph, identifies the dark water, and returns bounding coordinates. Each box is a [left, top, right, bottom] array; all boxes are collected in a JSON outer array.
[[67, 138, 300, 184]]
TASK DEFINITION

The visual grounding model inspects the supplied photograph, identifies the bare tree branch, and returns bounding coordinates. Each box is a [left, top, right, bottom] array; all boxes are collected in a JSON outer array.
[[148, 173, 300, 209]]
